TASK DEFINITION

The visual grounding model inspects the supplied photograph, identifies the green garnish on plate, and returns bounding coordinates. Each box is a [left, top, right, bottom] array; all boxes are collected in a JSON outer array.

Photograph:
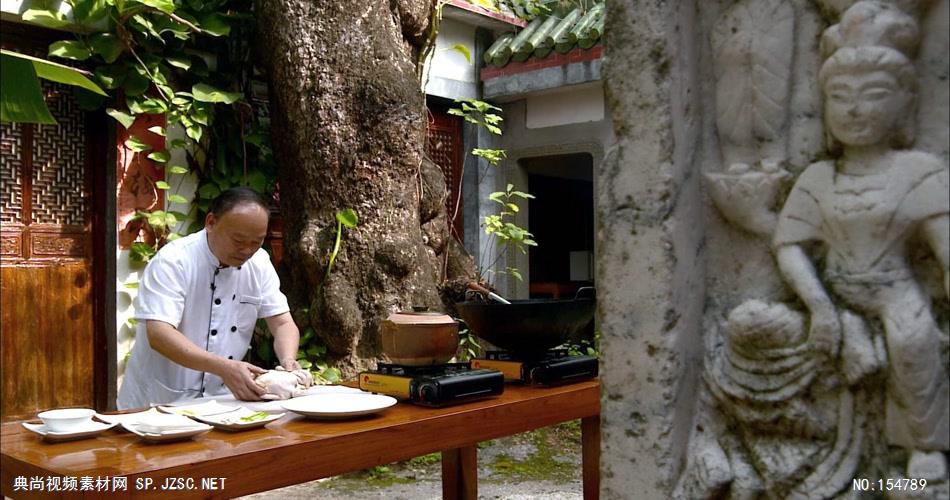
[[239, 411, 269, 422]]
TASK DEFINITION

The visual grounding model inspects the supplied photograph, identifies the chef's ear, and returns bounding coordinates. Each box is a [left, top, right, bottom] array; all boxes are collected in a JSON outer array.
[[205, 211, 217, 229]]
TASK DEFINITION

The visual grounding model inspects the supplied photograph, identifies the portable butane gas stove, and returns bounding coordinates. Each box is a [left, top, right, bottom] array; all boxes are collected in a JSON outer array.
[[471, 350, 599, 385], [359, 362, 505, 407]]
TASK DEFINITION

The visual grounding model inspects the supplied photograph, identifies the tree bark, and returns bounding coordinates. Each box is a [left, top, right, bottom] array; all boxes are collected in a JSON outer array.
[[256, 0, 471, 374]]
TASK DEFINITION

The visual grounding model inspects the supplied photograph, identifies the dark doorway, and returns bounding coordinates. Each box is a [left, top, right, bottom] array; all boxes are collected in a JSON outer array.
[[523, 153, 594, 299]]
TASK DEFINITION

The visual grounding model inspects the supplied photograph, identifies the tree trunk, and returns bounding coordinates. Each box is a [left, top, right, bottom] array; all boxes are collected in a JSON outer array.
[[256, 0, 472, 374]]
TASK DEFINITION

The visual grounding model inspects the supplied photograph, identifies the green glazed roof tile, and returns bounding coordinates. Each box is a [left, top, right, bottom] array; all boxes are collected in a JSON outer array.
[[485, 3, 604, 68]]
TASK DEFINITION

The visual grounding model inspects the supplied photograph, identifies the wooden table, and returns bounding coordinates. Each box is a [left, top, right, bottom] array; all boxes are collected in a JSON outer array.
[[1, 380, 600, 499]]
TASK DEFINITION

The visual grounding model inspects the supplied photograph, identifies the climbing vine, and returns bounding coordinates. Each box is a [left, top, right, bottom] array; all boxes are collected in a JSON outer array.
[[25, 0, 275, 263]]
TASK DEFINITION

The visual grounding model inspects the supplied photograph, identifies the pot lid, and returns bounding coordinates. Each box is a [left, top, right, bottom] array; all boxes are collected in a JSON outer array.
[[386, 307, 456, 325]]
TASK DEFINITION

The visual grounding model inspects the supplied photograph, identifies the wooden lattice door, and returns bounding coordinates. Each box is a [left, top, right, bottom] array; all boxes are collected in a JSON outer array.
[[426, 106, 464, 242], [0, 26, 108, 420]]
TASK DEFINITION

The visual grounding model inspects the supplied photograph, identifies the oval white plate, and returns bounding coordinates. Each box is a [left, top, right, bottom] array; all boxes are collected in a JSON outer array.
[[23, 421, 117, 443], [282, 393, 398, 419], [192, 407, 285, 431]]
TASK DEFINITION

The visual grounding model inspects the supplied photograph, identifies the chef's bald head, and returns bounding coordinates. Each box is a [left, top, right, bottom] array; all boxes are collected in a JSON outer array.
[[209, 187, 271, 219]]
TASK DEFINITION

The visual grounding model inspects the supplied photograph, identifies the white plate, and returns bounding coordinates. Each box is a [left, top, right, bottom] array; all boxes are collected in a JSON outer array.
[[192, 407, 285, 431], [157, 400, 238, 417], [121, 421, 213, 443], [22, 421, 117, 443], [95, 408, 165, 428], [281, 393, 398, 419]]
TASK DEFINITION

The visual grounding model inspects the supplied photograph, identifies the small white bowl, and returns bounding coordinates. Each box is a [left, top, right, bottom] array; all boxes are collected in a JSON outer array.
[[37, 408, 96, 432]]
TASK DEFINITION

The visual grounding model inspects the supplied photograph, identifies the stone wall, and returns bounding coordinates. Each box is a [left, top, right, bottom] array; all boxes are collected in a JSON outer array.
[[601, 0, 949, 498]]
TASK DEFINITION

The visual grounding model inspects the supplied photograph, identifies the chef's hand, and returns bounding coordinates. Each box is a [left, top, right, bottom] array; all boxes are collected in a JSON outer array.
[[220, 359, 267, 401], [279, 357, 301, 371]]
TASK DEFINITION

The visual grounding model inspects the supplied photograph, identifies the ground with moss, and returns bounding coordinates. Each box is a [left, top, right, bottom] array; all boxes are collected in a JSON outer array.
[[241, 421, 584, 499]]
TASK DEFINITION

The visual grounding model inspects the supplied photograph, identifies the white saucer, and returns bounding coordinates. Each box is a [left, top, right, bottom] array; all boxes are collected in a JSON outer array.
[[23, 421, 118, 443], [282, 393, 397, 419], [192, 407, 284, 431], [157, 400, 238, 417]]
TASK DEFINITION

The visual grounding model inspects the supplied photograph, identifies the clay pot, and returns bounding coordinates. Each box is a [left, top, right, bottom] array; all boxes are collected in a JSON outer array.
[[380, 309, 459, 366]]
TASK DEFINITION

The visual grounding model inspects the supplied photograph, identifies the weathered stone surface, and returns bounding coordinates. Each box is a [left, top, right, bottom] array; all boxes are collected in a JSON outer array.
[[604, 0, 949, 497]]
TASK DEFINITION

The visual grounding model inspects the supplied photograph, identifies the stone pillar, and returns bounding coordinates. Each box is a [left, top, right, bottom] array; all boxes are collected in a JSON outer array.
[[600, 0, 706, 497]]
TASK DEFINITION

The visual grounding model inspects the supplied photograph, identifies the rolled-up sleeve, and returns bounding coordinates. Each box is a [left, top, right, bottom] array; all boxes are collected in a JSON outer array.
[[135, 250, 187, 327]]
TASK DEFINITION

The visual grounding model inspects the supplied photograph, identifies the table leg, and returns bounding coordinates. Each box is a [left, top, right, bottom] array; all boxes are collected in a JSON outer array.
[[582, 415, 600, 500], [441, 445, 477, 500]]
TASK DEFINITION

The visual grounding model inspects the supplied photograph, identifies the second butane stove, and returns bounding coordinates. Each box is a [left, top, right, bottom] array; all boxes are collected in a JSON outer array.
[[359, 362, 505, 407], [472, 350, 599, 385]]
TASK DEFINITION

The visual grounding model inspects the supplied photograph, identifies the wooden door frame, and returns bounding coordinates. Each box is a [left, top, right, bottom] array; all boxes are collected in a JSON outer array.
[[1, 20, 115, 413]]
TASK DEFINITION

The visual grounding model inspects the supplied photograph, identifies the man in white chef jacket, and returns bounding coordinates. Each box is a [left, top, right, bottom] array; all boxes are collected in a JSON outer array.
[[118, 187, 300, 409]]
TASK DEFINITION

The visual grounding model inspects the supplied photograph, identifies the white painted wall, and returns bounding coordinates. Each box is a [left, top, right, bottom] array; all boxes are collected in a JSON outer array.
[[526, 83, 605, 129], [423, 18, 478, 99]]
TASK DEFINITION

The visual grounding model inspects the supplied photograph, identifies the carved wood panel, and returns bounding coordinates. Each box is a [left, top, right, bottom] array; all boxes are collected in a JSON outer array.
[[31, 83, 87, 226], [426, 107, 464, 242], [0, 123, 23, 225], [0, 22, 104, 420]]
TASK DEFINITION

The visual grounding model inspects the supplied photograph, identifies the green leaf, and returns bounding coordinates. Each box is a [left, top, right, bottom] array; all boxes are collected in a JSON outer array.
[[94, 64, 127, 90], [186, 125, 203, 142], [245, 169, 269, 192], [74, 87, 106, 111], [192, 83, 241, 104], [321, 367, 342, 382], [155, 180, 171, 189], [124, 135, 152, 152], [0, 53, 55, 124], [122, 70, 150, 96], [89, 33, 123, 63], [450, 44, 472, 63], [49, 41, 92, 61], [106, 108, 136, 128], [124, 281, 139, 289], [129, 242, 156, 263], [3, 50, 106, 96], [137, 0, 176, 14], [71, 0, 109, 24], [147, 125, 165, 136], [197, 183, 219, 199], [165, 56, 192, 70], [131, 14, 163, 40], [169, 139, 188, 149], [148, 151, 170, 162], [191, 100, 211, 125], [168, 165, 188, 174], [197, 12, 231, 36], [146, 210, 167, 228], [336, 208, 359, 229], [21, 9, 70, 29], [167, 194, 188, 204]]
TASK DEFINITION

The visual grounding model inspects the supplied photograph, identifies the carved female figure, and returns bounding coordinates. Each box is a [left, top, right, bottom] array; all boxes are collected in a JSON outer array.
[[773, 0, 949, 473]]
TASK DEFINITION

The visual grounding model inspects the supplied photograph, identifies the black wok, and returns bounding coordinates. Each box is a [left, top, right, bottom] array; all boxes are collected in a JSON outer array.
[[455, 288, 595, 356]]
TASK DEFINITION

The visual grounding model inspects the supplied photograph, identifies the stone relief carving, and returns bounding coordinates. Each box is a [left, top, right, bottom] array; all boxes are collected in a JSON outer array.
[[687, 1, 950, 497], [706, 0, 797, 237]]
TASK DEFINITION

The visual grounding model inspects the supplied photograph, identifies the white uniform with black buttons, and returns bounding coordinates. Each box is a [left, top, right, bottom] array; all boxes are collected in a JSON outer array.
[[117, 229, 289, 409]]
